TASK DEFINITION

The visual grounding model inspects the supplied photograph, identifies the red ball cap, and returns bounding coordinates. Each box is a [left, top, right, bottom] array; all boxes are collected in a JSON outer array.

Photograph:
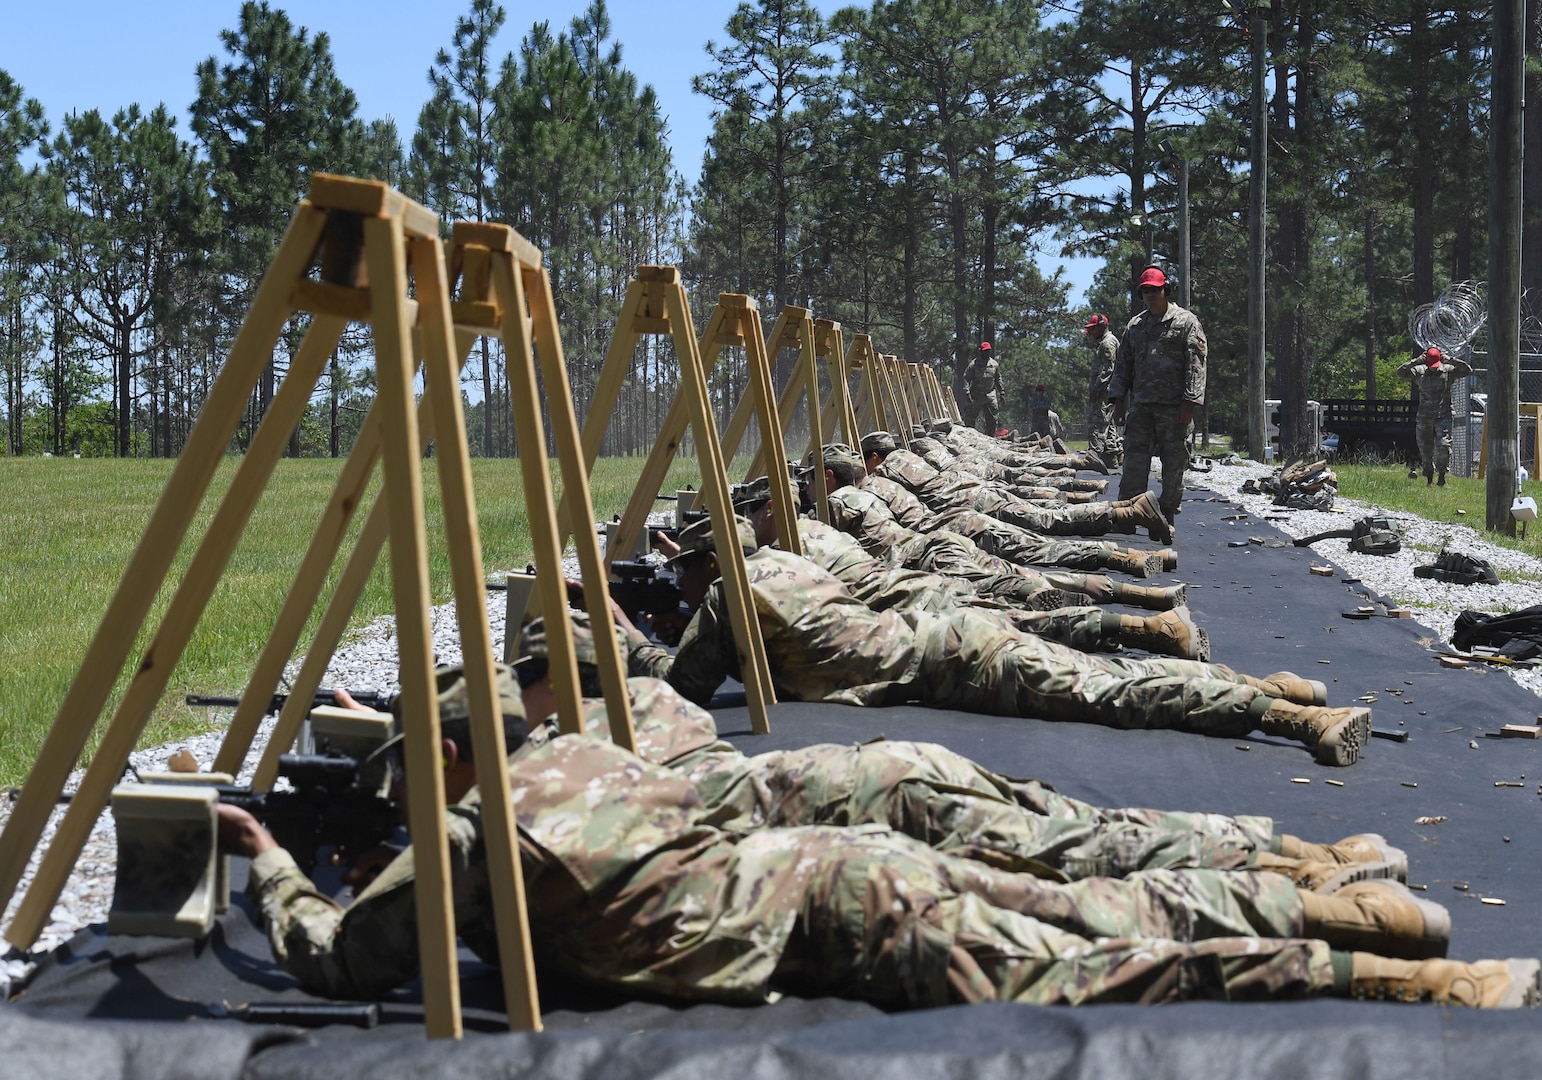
[[979, 341, 991, 351], [1425, 347, 1442, 362], [1138, 267, 1168, 289], [1084, 314, 1108, 332]]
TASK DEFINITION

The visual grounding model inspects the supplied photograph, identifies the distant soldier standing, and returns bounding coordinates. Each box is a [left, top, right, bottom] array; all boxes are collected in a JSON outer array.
[[1084, 314, 1122, 465], [1397, 346, 1472, 486], [965, 341, 1004, 436], [1110, 266, 1206, 529]]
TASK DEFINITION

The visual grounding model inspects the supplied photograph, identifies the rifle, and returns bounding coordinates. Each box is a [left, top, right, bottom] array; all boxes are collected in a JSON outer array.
[[214, 751, 400, 875], [185, 688, 395, 715]]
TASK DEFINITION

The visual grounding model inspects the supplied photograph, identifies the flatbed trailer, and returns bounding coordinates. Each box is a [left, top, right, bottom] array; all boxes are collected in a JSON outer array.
[[1320, 397, 1418, 462]]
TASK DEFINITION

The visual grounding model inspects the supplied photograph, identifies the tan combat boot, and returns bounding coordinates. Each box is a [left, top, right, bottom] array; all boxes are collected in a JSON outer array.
[[1258, 701, 1372, 766], [1237, 671, 1329, 706], [1108, 581, 1187, 611], [1250, 852, 1400, 893], [1100, 549, 1165, 578], [1279, 833, 1407, 883], [1063, 490, 1099, 504], [1115, 608, 1209, 660], [1111, 491, 1173, 543], [1299, 881, 1450, 960], [1154, 548, 1178, 571], [1062, 478, 1109, 493], [1349, 954, 1540, 1008], [1077, 449, 1108, 473], [1024, 588, 1082, 612]]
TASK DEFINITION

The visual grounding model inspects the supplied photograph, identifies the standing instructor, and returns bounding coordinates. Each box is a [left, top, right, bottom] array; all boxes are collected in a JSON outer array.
[[1110, 266, 1206, 531]]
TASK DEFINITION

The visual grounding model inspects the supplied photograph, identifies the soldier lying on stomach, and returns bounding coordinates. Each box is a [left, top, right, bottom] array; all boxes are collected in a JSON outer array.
[[219, 660, 1539, 1008], [623, 514, 1373, 767]]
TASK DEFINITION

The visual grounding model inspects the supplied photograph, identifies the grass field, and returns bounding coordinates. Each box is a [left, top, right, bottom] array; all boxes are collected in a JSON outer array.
[[0, 454, 742, 786]]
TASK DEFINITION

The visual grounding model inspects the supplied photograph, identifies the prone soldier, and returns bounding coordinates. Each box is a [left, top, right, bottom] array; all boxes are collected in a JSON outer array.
[[624, 514, 1380, 768], [221, 659, 1539, 1008]]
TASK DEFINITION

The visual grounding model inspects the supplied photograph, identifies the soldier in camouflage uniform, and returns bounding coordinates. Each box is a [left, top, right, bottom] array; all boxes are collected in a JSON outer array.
[[867, 440, 1173, 545], [1084, 314, 1123, 463], [939, 419, 1109, 473], [520, 613, 1403, 890], [963, 342, 1004, 436], [223, 662, 1534, 1008], [1111, 267, 1206, 527], [908, 435, 1107, 498], [626, 515, 1378, 767], [731, 478, 1205, 659], [1397, 346, 1473, 485], [842, 441, 1176, 580]]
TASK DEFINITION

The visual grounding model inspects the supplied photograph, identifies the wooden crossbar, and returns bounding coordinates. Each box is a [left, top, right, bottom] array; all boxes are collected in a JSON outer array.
[[0, 175, 555, 1040]]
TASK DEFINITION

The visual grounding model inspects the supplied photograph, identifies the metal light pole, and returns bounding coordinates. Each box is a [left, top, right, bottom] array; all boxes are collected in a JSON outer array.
[[1159, 140, 1192, 309], [1247, 1, 1269, 461]]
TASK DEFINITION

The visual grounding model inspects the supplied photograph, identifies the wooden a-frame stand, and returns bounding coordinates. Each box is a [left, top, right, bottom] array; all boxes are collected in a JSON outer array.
[[559, 269, 776, 735], [0, 176, 568, 1038]]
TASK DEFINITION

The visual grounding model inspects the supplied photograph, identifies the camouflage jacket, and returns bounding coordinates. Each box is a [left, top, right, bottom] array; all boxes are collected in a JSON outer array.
[[628, 547, 928, 707], [826, 485, 917, 557], [247, 728, 802, 1004], [793, 518, 977, 613], [964, 355, 1002, 404], [1397, 354, 1474, 424], [1110, 303, 1206, 406], [861, 474, 933, 529], [1089, 332, 1119, 402]]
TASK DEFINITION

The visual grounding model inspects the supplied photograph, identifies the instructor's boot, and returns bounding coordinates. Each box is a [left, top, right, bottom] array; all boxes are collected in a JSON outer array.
[[1258, 701, 1372, 766], [1348, 954, 1540, 1008], [1280, 833, 1408, 883], [1110, 491, 1173, 544], [1249, 851, 1402, 894], [1299, 881, 1450, 960], [1108, 581, 1186, 611], [1437, 471, 1447, 487], [1237, 671, 1328, 705], [1113, 608, 1209, 660], [1100, 549, 1165, 578]]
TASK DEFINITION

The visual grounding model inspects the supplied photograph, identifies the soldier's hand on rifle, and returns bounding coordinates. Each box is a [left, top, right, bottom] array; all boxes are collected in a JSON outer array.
[[608, 596, 641, 636], [651, 530, 681, 558], [337, 845, 398, 894], [217, 803, 277, 859], [332, 688, 368, 713]]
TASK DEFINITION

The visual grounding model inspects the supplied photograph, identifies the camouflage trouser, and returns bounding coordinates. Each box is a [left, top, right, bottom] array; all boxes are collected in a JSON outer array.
[[689, 740, 1272, 882], [924, 508, 1131, 573], [967, 488, 1117, 537], [1416, 416, 1451, 477], [1088, 400, 1123, 457], [898, 530, 1126, 612], [1118, 403, 1189, 521], [777, 828, 1330, 1008], [916, 610, 1268, 738], [972, 392, 1000, 435]]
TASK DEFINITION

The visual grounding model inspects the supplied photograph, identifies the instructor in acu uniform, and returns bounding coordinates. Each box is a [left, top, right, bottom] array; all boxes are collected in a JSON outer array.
[[1110, 266, 1206, 530], [964, 341, 1004, 436]]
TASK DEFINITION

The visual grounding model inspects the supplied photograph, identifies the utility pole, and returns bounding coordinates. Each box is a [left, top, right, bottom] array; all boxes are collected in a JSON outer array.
[[1488, 0, 1522, 532], [1247, 0, 1269, 461]]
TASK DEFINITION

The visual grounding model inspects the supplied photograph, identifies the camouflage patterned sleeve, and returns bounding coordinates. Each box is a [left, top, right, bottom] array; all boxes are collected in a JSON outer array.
[[1395, 357, 1422, 379], [1109, 326, 1135, 400], [665, 585, 740, 706], [247, 810, 488, 1000], [624, 625, 673, 680], [246, 845, 422, 999], [1184, 315, 1207, 404]]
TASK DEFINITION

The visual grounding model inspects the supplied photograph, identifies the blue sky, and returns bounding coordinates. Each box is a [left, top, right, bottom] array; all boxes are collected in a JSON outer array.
[[3, 0, 1094, 302]]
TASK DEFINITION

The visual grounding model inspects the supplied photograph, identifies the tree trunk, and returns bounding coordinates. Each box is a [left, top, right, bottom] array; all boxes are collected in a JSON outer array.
[[1523, 0, 1542, 299]]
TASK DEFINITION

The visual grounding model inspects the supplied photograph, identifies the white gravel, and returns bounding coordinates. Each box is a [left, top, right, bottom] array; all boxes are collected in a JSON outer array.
[[1191, 458, 1542, 695], [4, 493, 1539, 996]]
